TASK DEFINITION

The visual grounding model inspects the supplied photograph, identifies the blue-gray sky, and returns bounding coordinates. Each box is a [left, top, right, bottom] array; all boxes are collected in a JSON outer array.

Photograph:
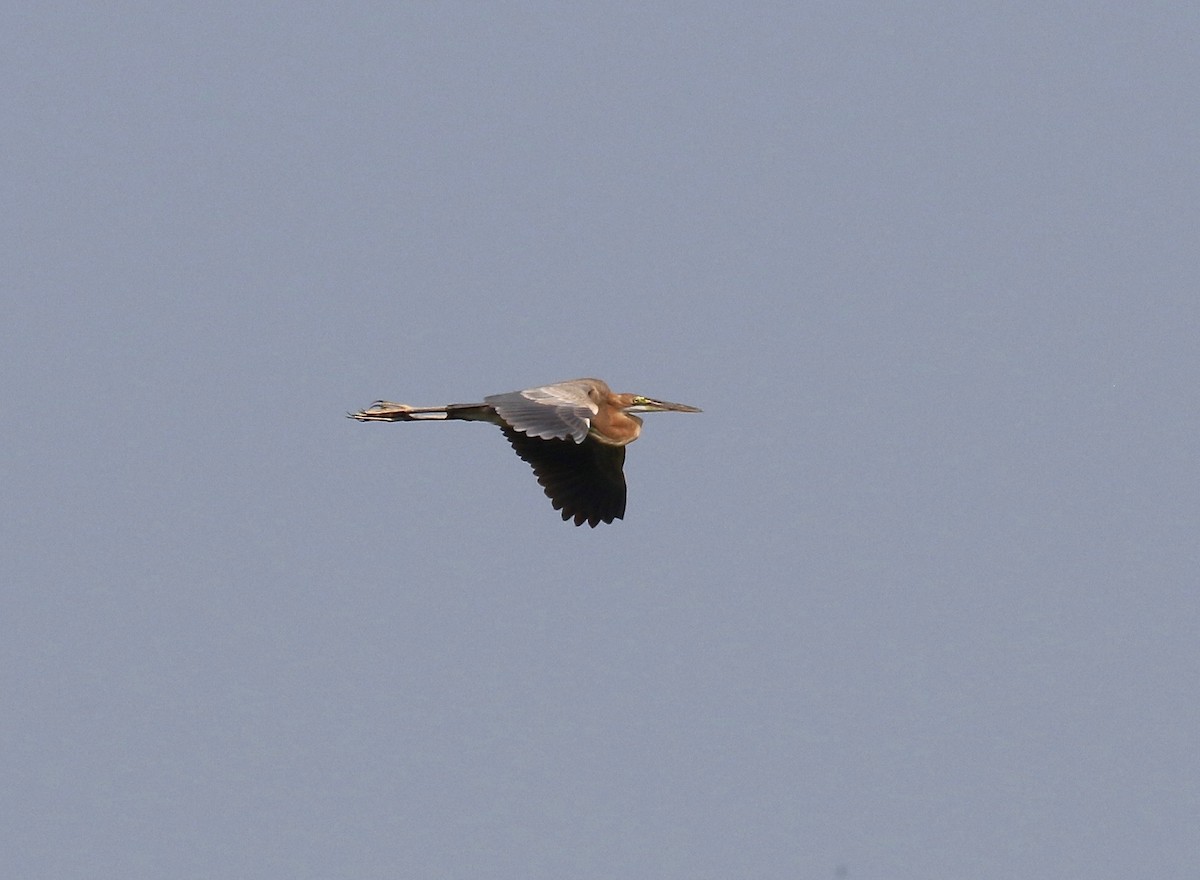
[[4, 4, 1197, 878]]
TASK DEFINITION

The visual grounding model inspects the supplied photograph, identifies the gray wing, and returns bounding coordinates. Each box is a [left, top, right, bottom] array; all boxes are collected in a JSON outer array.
[[485, 383, 598, 442]]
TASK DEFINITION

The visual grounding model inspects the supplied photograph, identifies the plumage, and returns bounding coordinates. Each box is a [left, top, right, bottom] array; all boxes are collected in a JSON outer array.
[[500, 426, 626, 526], [485, 387, 595, 442]]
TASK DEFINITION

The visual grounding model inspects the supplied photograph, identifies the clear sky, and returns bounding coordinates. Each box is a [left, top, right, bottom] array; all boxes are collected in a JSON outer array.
[[4, 4, 1197, 878]]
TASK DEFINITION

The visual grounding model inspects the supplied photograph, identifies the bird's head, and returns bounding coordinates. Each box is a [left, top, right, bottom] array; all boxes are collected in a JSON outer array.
[[620, 394, 703, 414]]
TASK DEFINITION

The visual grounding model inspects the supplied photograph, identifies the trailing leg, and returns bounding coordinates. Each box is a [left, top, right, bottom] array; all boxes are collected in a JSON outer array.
[[347, 401, 496, 423]]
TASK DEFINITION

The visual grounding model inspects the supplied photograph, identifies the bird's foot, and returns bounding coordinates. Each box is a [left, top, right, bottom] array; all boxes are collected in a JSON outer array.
[[346, 402, 415, 421]]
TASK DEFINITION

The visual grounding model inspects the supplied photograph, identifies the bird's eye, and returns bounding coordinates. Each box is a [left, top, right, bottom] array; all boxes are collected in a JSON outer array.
[[632, 396, 648, 405]]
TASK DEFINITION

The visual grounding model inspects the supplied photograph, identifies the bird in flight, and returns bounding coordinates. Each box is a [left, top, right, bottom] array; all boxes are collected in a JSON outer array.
[[348, 378, 701, 526]]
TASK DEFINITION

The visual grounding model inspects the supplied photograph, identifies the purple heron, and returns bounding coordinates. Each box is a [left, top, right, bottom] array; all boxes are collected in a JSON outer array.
[[348, 378, 701, 526]]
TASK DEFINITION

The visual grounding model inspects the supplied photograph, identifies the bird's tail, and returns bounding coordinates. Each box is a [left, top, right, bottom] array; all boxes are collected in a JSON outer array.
[[347, 401, 495, 423]]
